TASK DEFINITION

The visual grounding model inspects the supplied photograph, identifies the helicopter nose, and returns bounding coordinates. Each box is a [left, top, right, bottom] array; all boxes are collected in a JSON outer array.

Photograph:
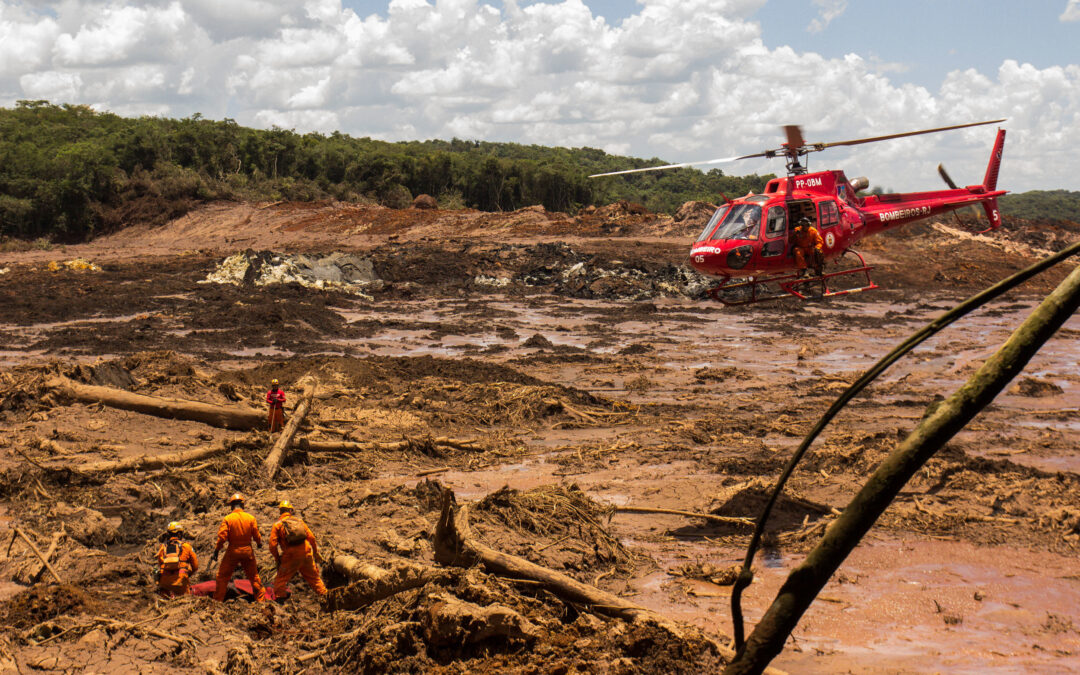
[[690, 240, 757, 276], [689, 244, 723, 273]]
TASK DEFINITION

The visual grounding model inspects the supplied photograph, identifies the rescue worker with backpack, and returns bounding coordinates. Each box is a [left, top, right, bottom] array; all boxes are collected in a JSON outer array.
[[269, 500, 327, 600], [211, 493, 266, 602], [157, 522, 198, 597]]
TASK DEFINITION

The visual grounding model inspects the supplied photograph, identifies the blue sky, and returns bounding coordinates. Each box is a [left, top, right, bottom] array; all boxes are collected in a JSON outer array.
[[751, 1, 1077, 90]]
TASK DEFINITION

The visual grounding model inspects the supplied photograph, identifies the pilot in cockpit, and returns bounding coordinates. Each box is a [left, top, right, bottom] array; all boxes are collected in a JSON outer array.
[[738, 208, 760, 240]]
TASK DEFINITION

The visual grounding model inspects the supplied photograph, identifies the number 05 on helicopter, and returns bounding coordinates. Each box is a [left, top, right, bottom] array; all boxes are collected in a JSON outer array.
[[590, 120, 1007, 305]]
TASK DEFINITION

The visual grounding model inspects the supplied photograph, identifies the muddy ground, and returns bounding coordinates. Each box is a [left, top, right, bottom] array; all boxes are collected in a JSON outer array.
[[0, 200, 1079, 673]]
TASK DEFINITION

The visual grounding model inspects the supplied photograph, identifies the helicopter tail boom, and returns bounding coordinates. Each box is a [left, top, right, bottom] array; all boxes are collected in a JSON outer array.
[[977, 128, 1006, 231], [981, 197, 1003, 231]]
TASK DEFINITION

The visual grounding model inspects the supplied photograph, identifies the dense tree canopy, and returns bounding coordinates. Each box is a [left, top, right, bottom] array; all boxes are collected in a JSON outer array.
[[0, 102, 1072, 242]]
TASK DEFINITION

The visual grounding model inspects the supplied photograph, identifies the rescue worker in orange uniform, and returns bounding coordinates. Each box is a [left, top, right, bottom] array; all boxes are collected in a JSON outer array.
[[211, 493, 266, 602], [270, 500, 327, 600], [156, 521, 198, 597], [267, 379, 286, 433], [792, 217, 824, 276]]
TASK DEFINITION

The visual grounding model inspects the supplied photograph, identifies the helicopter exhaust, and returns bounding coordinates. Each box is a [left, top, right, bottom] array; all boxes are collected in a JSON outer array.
[[849, 176, 869, 192]]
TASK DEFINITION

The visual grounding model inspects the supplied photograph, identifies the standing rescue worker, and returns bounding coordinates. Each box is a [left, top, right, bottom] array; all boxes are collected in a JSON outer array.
[[211, 493, 266, 602], [792, 217, 824, 276], [270, 500, 327, 600], [267, 379, 286, 433], [156, 522, 198, 597]]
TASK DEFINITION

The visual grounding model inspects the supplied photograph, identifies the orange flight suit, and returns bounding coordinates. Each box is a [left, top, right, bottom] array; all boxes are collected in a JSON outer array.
[[267, 388, 286, 432], [214, 508, 265, 602], [156, 538, 198, 597], [270, 514, 327, 598], [793, 225, 824, 270]]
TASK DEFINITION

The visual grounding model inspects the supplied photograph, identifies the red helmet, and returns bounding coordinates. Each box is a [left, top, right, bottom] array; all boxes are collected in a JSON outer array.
[[227, 492, 245, 505]]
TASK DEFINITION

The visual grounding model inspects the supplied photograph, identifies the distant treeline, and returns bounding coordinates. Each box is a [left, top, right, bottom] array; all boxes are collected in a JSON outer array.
[[2, 102, 1075, 242], [0, 101, 771, 241], [999, 190, 1080, 223]]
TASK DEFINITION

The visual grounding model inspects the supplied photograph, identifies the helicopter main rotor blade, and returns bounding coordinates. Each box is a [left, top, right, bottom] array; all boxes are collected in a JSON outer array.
[[816, 119, 1006, 150], [589, 119, 1006, 179], [783, 125, 805, 150], [588, 156, 743, 178]]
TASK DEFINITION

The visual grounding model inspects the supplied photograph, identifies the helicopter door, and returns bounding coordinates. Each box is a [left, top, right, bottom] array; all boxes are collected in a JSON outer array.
[[786, 200, 814, 259], [817, 199, 841, 252], [761, 206, 787, 258], [787, 200, 815, 227]]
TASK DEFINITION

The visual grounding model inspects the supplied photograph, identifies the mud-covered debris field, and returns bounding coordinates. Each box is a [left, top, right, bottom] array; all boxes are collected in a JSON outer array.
[[1, 200, 1078, 674]]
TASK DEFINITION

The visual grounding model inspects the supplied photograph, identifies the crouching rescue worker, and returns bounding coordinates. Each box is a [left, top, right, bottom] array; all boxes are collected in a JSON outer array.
[[211, 493, 266, 602], [792, 217, 824, 276], [157, 522, 198, 597], [270, 500, 327, 600], [267, 379, 286, 433]]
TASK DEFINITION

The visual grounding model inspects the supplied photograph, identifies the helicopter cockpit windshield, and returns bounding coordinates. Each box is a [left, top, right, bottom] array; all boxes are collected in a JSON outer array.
[[695, 205, 731, 242], [710, 203, 762, 241]]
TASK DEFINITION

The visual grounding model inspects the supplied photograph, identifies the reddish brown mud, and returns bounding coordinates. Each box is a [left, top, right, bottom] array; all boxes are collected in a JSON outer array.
[[0, 200, 1077, 673]]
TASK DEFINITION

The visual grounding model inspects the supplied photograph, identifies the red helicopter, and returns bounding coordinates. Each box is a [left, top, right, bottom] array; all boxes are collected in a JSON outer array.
[[590, 120, 1007, 305]]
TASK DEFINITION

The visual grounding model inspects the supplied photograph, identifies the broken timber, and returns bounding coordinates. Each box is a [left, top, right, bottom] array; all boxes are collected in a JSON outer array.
[[30, 527, 65, 584], [724, 256, 1080, 674], [46, 377, 264, 430], [299, 437, 479, 453], [432, 489, 785, 675], [615, 506, 754, 527], [14, 527, 62, 584], [65, 439, 234, 474], [262, 381, 315, 481], [326, 553, 457, 611]]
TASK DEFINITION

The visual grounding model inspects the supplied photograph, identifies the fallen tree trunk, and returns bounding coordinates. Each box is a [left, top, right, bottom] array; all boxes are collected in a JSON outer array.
[[326, 555, 457, 612], [262, 382, 316, 481], [300, 437, 480, 453], [46, 377, 264, 430], [432, 490, 785, 675], [63, 440, 233, 474], [615, 506, 754, 527], [328, 553, 392, 583]]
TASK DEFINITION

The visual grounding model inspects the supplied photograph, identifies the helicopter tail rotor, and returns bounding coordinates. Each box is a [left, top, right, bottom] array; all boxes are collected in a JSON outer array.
[[937, 163, 960, 190], [937, 163, 984, 229]]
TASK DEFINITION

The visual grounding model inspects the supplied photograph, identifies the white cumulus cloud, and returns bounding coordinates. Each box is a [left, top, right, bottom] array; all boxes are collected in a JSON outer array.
[[1061, 0, 1080, 21], [0, 0, 1076, 191], [808, 0, 847, 33]]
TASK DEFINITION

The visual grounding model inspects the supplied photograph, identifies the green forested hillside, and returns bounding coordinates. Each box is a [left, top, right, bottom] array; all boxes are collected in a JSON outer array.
[[0, 101, 770, 241], [999, 190, 1080, 222], [2, 101, 1074, 243]]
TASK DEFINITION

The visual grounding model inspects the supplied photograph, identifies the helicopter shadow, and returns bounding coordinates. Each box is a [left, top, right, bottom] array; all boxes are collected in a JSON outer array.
[[668, 483, 834, 541]]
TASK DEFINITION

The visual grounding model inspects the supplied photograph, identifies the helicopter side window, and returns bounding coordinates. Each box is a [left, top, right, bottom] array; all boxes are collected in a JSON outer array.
[[818, 200, 840, 228], [695, 205, 731, 242], [711, 204, 762, 241], [765, 206, 787, 238]]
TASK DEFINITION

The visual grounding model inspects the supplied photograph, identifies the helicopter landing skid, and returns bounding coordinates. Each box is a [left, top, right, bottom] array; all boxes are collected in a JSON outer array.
[[707, 251, 878, 306]]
